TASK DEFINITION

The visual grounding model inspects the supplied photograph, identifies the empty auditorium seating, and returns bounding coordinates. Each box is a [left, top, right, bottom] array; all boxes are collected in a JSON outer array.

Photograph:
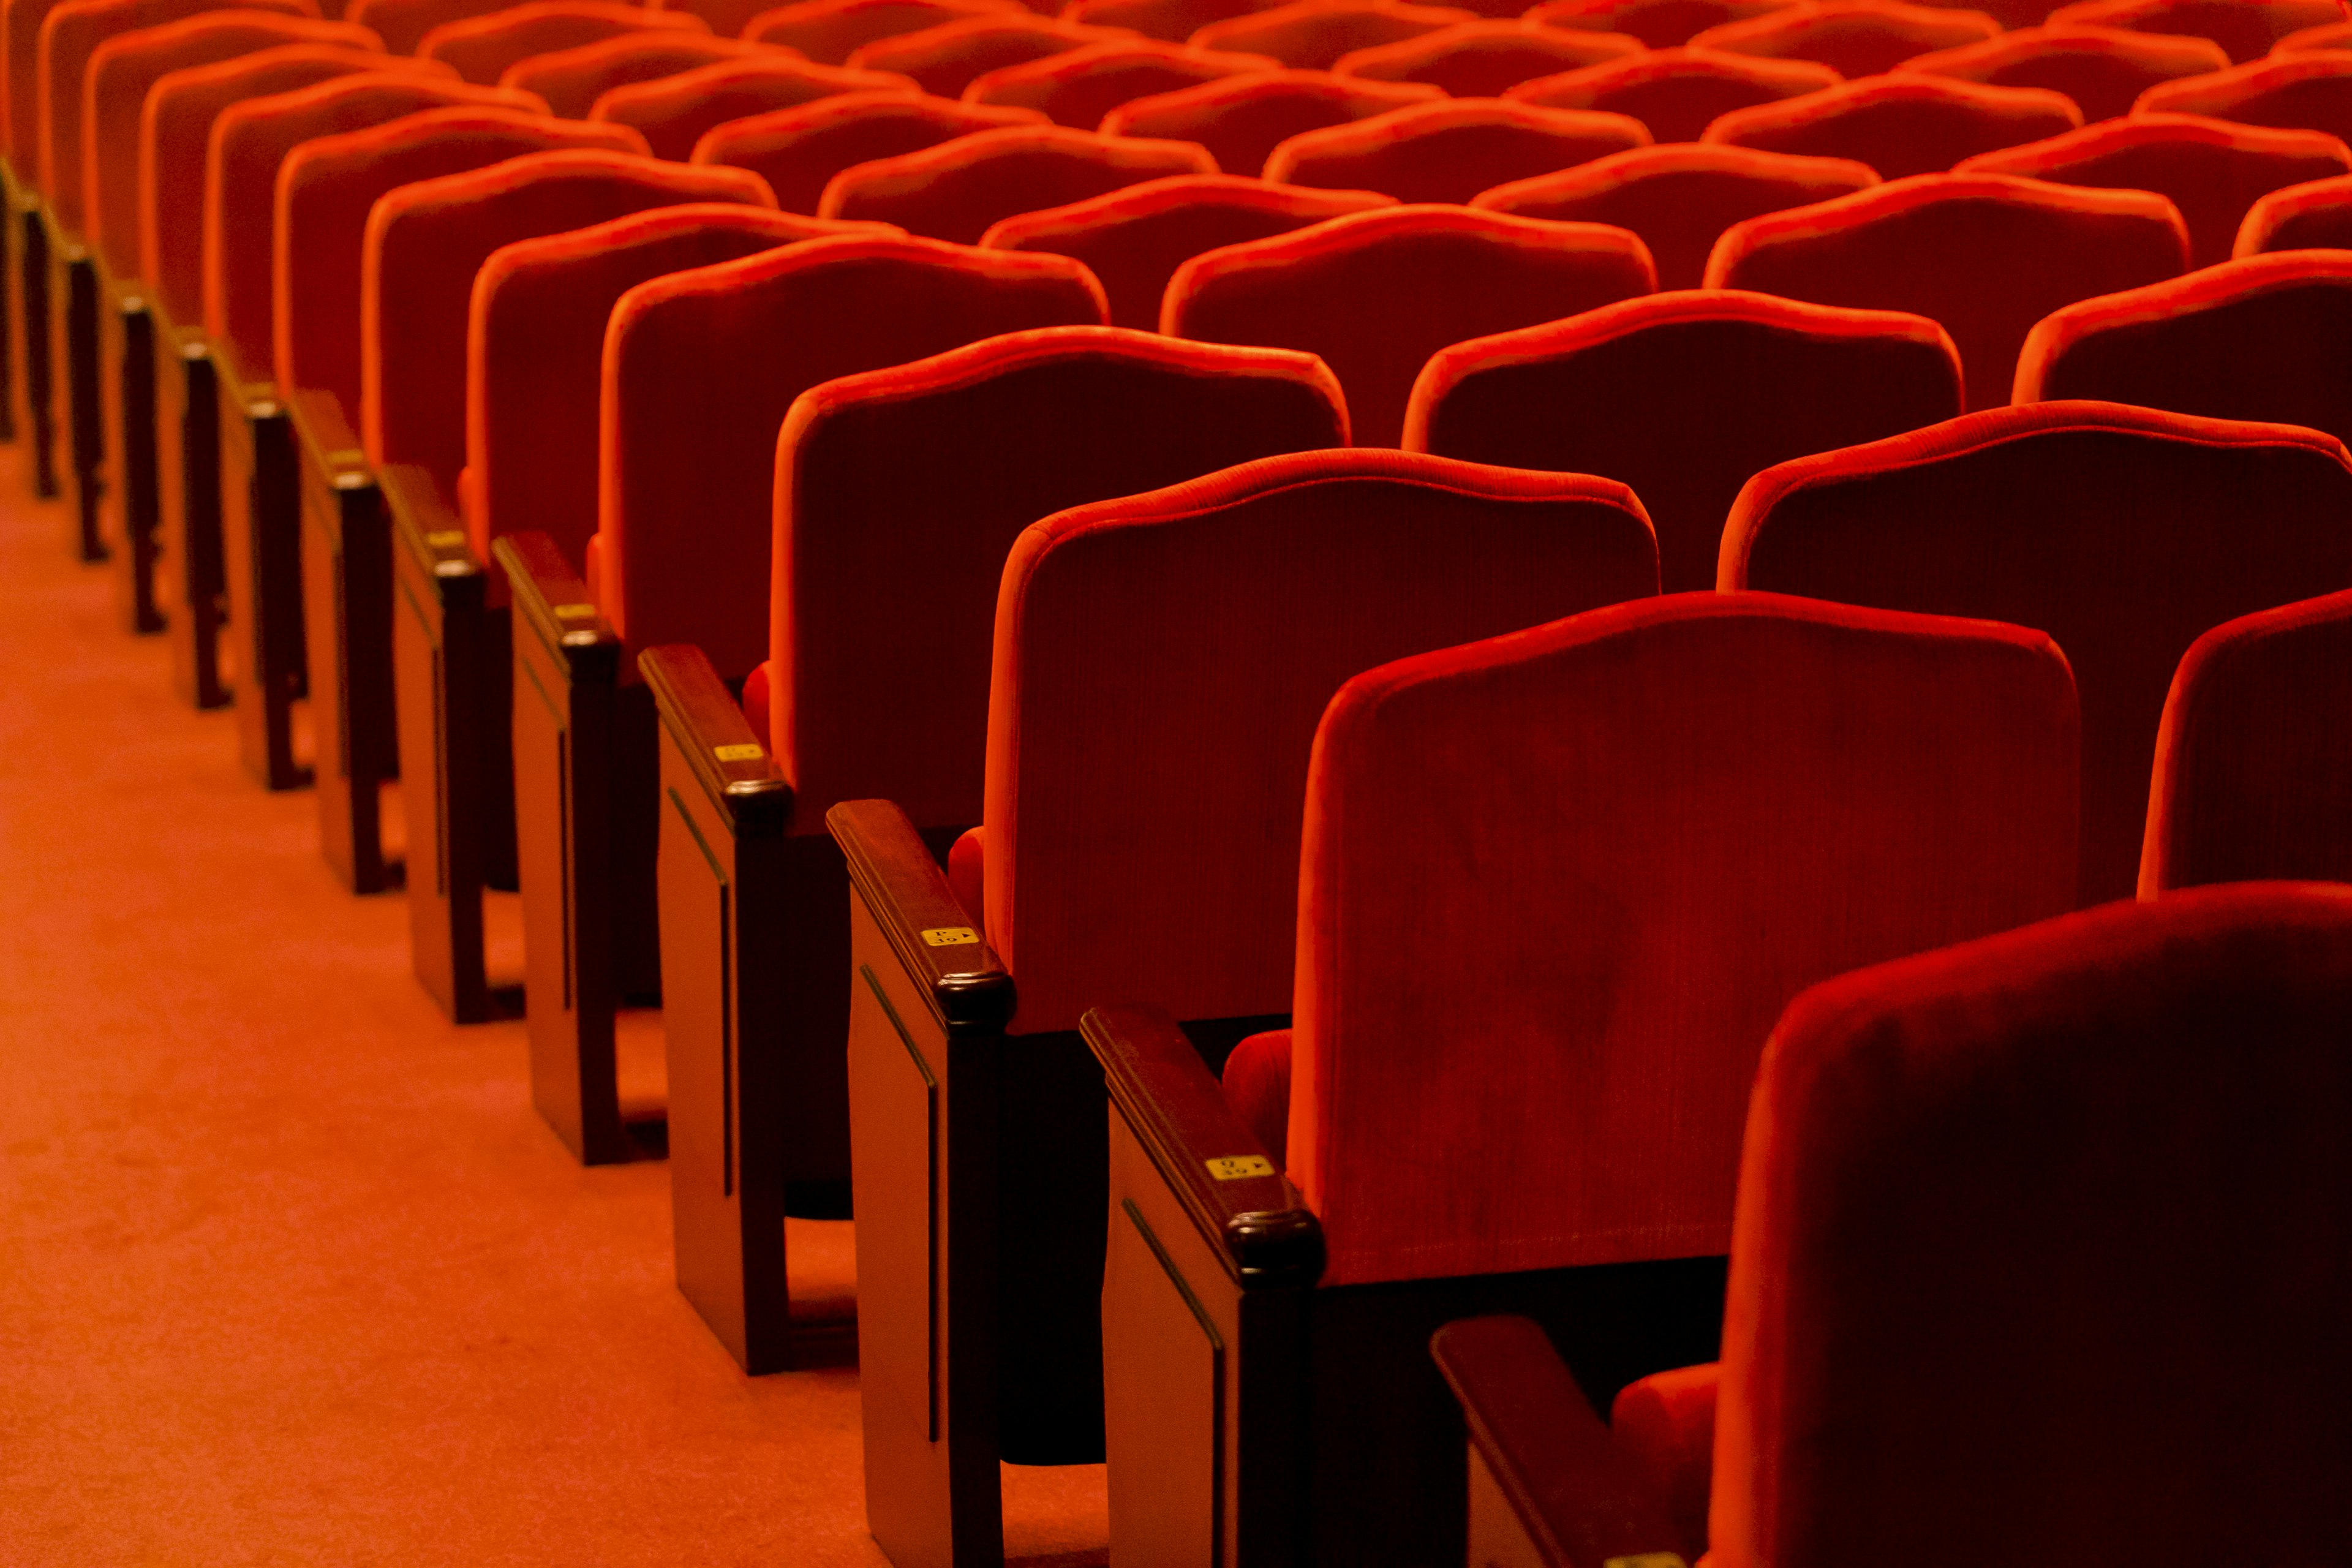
[[817, 123, 1215, 241], [1705, 74, 2083, 180], [589, 55, 919, 159], [2141, 589, 2352, 892], [1706, 172, 2188, 408], [1092, 588, 2080, 1564], [1407, 290, 1962, 591], [419, 2, 709, 85], [690, 89, 1041, 209], [1169, 203, 1654, 445], [1690, 1, 2003, 78], [961, 39, 1278, 127], [1476, 141, 1876, 288], [1524, 0, 1800, 50], [2234, 167, 2352, 249], [1190, 0, 1480, 72], [499, 32, 772, 119], [845, 13, 1126, 96], [1897, 23, 2228, 122], [2048, 0, 2346, 64], [2135, 51, 2352, 143], [1330, 20, 1641, 96], [1267, 97, 1652, 202], [1098, 66, 1441, 175], [1507, 47, 1841, 145], [1721, 399, 2352, 903], [744, 0, 1026, 62], [1959, 112, 2352, 267], [1439, 881, 2352, 1568]]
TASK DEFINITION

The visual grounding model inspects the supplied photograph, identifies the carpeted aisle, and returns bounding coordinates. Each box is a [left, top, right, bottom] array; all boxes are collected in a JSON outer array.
[[0, 443, 1106, 1566]]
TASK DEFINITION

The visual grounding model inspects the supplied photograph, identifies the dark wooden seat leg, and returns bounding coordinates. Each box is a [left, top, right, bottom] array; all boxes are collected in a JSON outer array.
[[155, 317, 228, 709], [0, 160, 17, 445], [48, 227, 104, 562], [102, 280, 163, 633], [219, 368, 309, 790], [17, 194, 56, 499]]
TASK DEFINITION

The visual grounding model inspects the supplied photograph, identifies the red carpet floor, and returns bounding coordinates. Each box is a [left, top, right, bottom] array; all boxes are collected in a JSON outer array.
[[0, 441, 1106, 1564]]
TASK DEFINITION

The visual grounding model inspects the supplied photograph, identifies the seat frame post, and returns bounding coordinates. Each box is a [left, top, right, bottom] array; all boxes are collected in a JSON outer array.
[[154, 311, 230, 708], [217, 357, 309, 790], [0, 159, 17, 444], [45, 215, 105, 562], [13, 184, 58, 497], [100, 268, 163, 632]]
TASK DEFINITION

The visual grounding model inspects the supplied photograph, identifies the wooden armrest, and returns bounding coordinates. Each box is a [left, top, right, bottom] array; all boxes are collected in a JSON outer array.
[[1430, 1315, 1687, 1568], [382, 462, 482, 587], [287, 387, 372, 491], [1083, 1004, 1322, 1289], [494, 530, 618, 681], [826, 797, 1012, 1035], [641, 643, 792, 837]]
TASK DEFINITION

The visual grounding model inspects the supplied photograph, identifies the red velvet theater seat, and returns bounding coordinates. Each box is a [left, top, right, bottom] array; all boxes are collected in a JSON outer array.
[[825, 446, 1668, 1562], [2015, 251, 2352, 447], [1098, 67, 1441, 176], [743, 0, 1025, 62], [1703, 74, 2084, 180], [1689, 1, 2002, 79], [689, 89, 1041, 211], [961, 38, 1278, 128], [1090, 589, 2080, 1566], [2141, 589, 2352, 892], [2275, 17, 2352, 56], [1264, 97, 1653, 202], [1523, 0, 1798, 50], [587, 55, 919, 159], [1507, 48, 1841, 145], [498, 32, 772, 119], [1330, 20, 1642, 97], [1896, 23, 2228, 122], [979, 171, 1392, 326], [2233, 167, 2352, 249], [1189, 0, 1479, 71], [344, 0, 533, 56], [1439, 881, 2352, 1568], [642, 325, 1345, 1376], [816, 123, 1214, 240], [1958, 113, 2351, 267], [1705, 172, 2188, 409], [2048, 0, 2348, 64], [1406, 290, 1962, 591], [1474, 141, 1877, 288], [662, 0, 804, 38], [419, 2, 709, 86], [1167, 202, 1654, 445], [843, 13, 1128, 95], [2135, 51, 2352, 143], [1059, 0, 1266, 44], [1721, 399, 2352, 903]]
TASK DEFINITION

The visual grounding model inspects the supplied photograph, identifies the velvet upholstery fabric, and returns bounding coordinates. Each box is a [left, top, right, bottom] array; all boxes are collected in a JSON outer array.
[[419, 1, 706, 86], [1060, 0, 1260, 42], [341, 0, 523, 54], [2046, 0, 2346, 64], [1330, 21, 1640, 97], [604, 235, 1102, 669], [1221, 1025, 1291, 1164], [1264, 97, 1653, 202], [2014, 252, 2352, 446], [815, 123, 1214, 241], [771, 326, 1348, 831], [82, 12, 371, 276], [1896, 23, 2228, 123], [688, 88, 1040, 211], [986, 448, 1660, 1036], [1407, 290, 1961, 593], [1957, 111, 2352, 266], [1689, 1, 2000, 78], [978, 171, 1392, 327], [205, 74, 537, 382], [1472, 142, 1875, 289], [1705, 75, 2082, 181], [667, 0, 813, 39], [845, 13, 1123, 96], [361, 150, 774, 496], [1166, 203, 1654, 446], [1720, 399, 2352, 904], [1522, 0, 1796, 50], [961, 39, 1278, 129], [1610, 1362, 1718, 1562], [2276, 17, 2352, 55], [1188, 0, 1478, 72], [1705, 172, 2188, 409], [1709, 882, 2352, 1568], [1098, 67, 1440, 177], [743, 0, 1025, 64], [497, 32, 769, 119], [587, 55, 918, 159], [2133, 50, 2352, 141], [273, 107, 643, 428], [1507, 48, 1841, 146], [1288, 592, 2081, 1287], [2139, 589, 2352, 893], [2234, 168, 2352, 250]]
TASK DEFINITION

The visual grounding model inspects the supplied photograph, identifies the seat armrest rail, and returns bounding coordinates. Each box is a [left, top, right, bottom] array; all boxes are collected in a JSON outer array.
[[287, 386, 372, 490], [494, 530, 619, 680], [382, 461, 482, 597], [641, 642, 791, 838], [826, 797, 1012, 1036]]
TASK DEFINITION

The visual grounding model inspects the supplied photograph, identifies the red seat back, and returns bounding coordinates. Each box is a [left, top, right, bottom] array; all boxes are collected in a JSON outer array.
[[668, 0, 817, 39], [742, 0, 1025, 62], [987, 450, 1659, 1036], [1896, 23, 2228, 123], [589, 54, 916, 158], [1692, 0, 1999, 75], [818, 123, 1215, 241], [1290, 590, 2080, 1286], [1265, 97, 1653, 203], [1169, 202, 1654, 445], [1520, 0, 1800, 50], [845, 13, 1121, 95], [963, 38, 1277, 129], [1507, 47, 1840, 146], [1704, 75, 2084, 181], [2046, 0, 2347, 64], [1189, 1, 1479, 71], [1098, 67, 1439, 177], [1715, 883, 2352, 1568], [1721, 399, 2352, 903], [1061, 0, 1273, 42], [1473, 141, 1875, 289], [981, 171, 1390, 326], [344, 0, 540, 55], [2275, 17, 2352, 55], [774, 325, 1347, 830], [690, 89, 1039, 211], [1706, 172, 2187, 409], [498, 31, 769, 118], [2234, 165, 2352, 250], [418, 1, 707, 85], [1408, 290, 1961, 592], [1331, 20, 1639, 97], [2135, 51, 2352, 141]]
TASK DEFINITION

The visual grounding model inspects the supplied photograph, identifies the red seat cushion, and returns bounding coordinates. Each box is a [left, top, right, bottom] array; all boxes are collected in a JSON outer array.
[[1689, 1, 2002, 79], [1508, 47, 1841, 145], [1611, 1362, 1719, 1563], [818, 123, 1216, 242], [1265, 97, 1653, 203], [1220, 1028, 1292, 1167], [1099, 67, 1441, 177], [1896, 23, 2228, 123], [1703, 75, 2084, 181], [690, 90, 1042, 213]]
